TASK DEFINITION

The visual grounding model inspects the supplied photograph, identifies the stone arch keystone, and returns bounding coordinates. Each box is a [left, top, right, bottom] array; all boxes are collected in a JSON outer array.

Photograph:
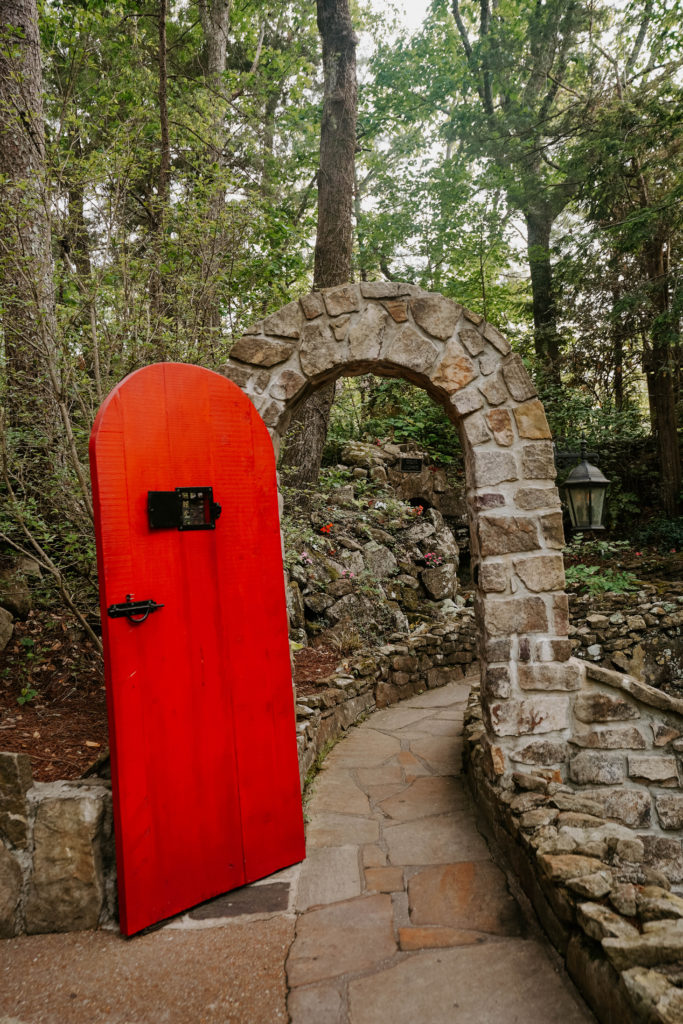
[[221, 282, 579, 779]]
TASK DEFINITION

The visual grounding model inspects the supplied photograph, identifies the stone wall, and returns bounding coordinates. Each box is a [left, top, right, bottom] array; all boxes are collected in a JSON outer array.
[[569, 586, 683, 694], [0, 754, 115, 938], [465, 662, 683, 1023]]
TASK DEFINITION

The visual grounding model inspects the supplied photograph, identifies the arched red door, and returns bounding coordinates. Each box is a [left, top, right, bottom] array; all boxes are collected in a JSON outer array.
[[90, 363, 305, 936]]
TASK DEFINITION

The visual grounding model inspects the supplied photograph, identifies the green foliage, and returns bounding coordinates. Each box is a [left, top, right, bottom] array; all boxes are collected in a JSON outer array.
[[564, 564, 640, 595], [326, 376, 462, 466], [632, 517, 683, 553]]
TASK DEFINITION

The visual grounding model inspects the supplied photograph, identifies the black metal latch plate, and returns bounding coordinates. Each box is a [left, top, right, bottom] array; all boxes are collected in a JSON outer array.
[[147, 487, 222, 531], [108, 595, 164, 624]]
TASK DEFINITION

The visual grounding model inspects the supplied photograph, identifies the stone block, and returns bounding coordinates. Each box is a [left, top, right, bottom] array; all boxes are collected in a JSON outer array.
[[540, 512, 565, 549], [25, 791, 110, 934], [513, 554, 565, 592], [421, 563, 456, 600], [513, 399, 552, 439], [300, 291, 325, 319], [360, 281, 406, 299], [518, 662, 582, 691], [488, 696, 568, 736], [382, 299, 409, 322], [486, 408, 514, 446], [410, 294, 461, 340], [472, 451, 518, 487], [321, 283, 360, 316], [521, 442, 556, 480], [431, 339, 477, 393], [583, 788, 651, 828], [472, 491, 505, 510], [270, 369, 306, 401], [479, 351, 499, 375], [348, 303, 391, 360], [656, 796, 683, 830], [261, 300, 302, 338], [479, 560, 507, 593], [502, 353, 537, 402], [459, 327, 485, 356], [230, 335, 294, 367], [257, 399, 283, 428], [462, 411, 491, 446], [331, 314, 350, 341], [478, 374, 508, 406], [652, 724, 681, 747], [509, 741, 569, 766], [485, 638, 511, 662], [484, 596, 548, 636], [478, 515, 539, 556], [0, 839, 21, 937], [483, 665, 511, 700], [534, 638, 573, 662], [483, 322, 511, 354], [569, 752, 625, 785], [570, 726, 647, 750], [573, 693, 640, 724], [628, 755, 679, 786], [0, 751, 33, 849], [577, 903, 638, 941], [538, 853, 607, 886], [383, 326, 439, 375], [639, 836, 683, 883], [552, 594, 570, 635], [451, 389, 483, 416], [514, 486, 561, 511], [299, 321, 342, 376]]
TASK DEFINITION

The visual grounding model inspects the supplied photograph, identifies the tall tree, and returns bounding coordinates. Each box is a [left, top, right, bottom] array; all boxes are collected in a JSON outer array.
[[446, 0, 597, 373], [571, 2, 683, 514], [281, 0, 357, 486], [0, 0, 59, 430]]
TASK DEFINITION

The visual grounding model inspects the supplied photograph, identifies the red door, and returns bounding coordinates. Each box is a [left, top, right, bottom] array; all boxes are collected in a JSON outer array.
[[89, 363, 305, 936]]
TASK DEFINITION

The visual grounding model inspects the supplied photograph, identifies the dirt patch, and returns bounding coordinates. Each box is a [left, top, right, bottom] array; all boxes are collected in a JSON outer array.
[[0, 612, 107, 782], [0, 615, 343, 782], [293, 643, 342, 696]]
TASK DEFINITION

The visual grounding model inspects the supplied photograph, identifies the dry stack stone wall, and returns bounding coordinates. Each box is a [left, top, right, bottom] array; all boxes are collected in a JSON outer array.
[[221, 281, 572, 784]]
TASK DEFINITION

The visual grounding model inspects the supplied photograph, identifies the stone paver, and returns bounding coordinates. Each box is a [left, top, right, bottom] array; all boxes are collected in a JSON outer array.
[[296, 846, 361, 910], [286, 894, 397, 987], [347, 942, 592, 1024], [408, 862, 522, 934]]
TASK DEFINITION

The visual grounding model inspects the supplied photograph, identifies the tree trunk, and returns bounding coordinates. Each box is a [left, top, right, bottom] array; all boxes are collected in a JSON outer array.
[[643, 239, 681, 516], [280, 0, 357, 487], [525, 208, 560, 375], [196, 0, 231, 361], [149, 0, 171, 356], [0, 0, 59, 432]]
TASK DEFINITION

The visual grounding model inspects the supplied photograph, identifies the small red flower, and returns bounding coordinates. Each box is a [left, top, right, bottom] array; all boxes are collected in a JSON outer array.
[[320, 523, 333, 535]]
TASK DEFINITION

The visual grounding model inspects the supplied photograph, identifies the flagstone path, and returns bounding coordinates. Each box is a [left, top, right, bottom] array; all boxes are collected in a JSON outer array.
[[287, 675, 595, 1024], [0, 676, 596, 1024]]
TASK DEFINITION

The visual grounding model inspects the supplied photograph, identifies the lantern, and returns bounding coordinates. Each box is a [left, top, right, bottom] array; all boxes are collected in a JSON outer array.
[[563, 460, 610, 530]]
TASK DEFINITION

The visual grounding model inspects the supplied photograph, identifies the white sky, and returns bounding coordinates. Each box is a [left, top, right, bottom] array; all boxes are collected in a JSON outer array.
[[366, 0, 432, 34]]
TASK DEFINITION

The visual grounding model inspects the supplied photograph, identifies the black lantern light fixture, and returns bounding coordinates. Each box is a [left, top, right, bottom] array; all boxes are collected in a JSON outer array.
[[555, 436, 610, 531], [564, 459, 610, 530]]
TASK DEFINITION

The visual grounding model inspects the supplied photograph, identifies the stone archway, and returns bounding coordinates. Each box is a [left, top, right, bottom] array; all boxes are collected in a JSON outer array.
[[222, 282, 577, 780]]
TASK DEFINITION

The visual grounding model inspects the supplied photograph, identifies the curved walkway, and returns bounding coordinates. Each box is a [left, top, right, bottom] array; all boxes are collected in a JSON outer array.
[[288, 675, 594, 1024], [0, 677, 595, 1024]]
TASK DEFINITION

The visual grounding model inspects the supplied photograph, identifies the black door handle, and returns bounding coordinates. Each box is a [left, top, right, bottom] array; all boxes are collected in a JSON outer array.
[[108, 595, 164, 624]]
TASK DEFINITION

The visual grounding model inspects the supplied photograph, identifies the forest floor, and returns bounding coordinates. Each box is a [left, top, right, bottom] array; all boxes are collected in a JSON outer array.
[[0, 547, 680, 783], [0, 613, 343, 783]]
